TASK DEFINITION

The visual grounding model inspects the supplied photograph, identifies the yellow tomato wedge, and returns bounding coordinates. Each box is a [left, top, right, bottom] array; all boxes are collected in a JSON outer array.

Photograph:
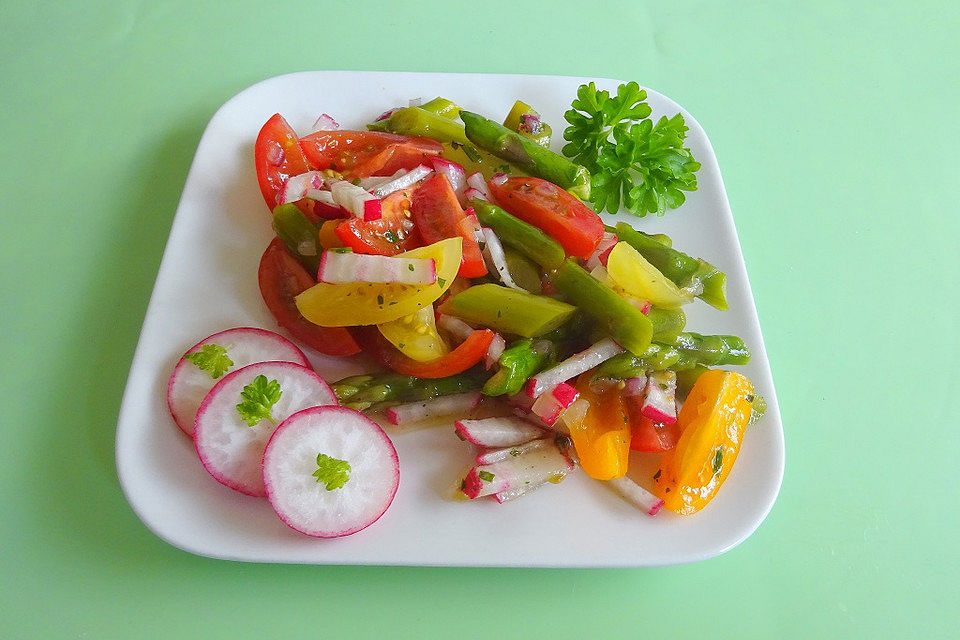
[[295, 237, 462, 327], [377, 306, 450, 362], [565, 375, 631, 480], [606, 241, 692, 308], [653, 370, 755, 515]]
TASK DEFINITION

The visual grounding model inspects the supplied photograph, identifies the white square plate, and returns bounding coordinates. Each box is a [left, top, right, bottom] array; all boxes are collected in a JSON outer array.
[[116, 71, 784, 567]]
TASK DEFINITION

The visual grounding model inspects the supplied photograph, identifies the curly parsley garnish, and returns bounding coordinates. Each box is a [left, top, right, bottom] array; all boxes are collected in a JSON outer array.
[[563, 81, 700, 217], [312, 453, 351, 490], [184, 343, 233, 379], [235, 375, 282, 427]]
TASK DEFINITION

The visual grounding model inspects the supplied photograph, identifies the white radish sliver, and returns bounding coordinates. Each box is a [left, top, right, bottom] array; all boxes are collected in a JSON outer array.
[[528, 338, 625, 398], [607, 476, 664, 516], [385, 392, 481, 426], [371, 165, 433, 198], [480, 227, 524, 291]]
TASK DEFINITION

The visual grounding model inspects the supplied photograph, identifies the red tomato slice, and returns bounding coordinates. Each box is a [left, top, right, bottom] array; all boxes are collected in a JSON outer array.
[[488, 177, 604, 259], [254, 114, 329, 222], [299, 130, 443, 178], [335, 186, 421, 256], [411, 174, 487, 278], [258, 238, 361, 356], [626, 394, 681, 453], [353, 325, 494, 378]]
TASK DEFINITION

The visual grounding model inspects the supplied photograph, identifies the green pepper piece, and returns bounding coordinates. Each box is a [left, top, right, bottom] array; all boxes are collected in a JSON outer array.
[[460, 110, 590, 200], [553, 259, 652, 355], [472, 199, 566, 269], [482, 338, 554, 396], [503, 100, 552, 148], [272, 204, 320, 273], [369, 106, 469, 144], [438, 283, 576, 337]]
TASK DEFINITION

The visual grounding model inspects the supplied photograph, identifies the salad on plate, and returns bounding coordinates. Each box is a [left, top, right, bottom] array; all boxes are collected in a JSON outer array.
[[166, 82, 765, 538]]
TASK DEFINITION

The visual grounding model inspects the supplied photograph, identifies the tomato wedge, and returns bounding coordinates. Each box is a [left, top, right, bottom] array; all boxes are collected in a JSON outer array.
[[353, 325, 494, 378], [628, 413, 681, 453], [567, 374, 631, 480], [653, 370, 755, 515], [258, 238, 361, 356], [299, 130, 443, 178], [411, 173, 487, 278], [488, 177, 604, 259], [254, 114, 328, 223], [335, 187, 420, 256]]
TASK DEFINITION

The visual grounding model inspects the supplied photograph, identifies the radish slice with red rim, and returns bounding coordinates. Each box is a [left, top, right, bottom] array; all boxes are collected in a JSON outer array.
[[193, 361, 336, 497], [263, 406, 399, 538], [167, 327, 309, 437]]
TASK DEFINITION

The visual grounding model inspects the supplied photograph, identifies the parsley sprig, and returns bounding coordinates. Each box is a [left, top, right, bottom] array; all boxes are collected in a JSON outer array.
[[184, 343, 233, 379], [235, 375, 282, 427], [563, 81, 701, 217], [313, 453, 351, 490]]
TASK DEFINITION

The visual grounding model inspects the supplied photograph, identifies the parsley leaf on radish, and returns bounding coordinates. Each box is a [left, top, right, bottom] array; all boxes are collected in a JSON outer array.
[[235, 375, 282, 426], [312, 453, 351, 490], [563, 81, 701, 217], [184, 343, 233, 379]]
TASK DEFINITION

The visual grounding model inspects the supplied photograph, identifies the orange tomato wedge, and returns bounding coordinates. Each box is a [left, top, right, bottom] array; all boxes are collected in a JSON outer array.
[[566, 375, 631, 480], [653, 369, 755, 514]]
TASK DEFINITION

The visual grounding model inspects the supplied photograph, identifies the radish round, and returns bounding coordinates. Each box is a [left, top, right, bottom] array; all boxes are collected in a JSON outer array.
[[263, 406, 400, 538], [194, 361, 336, 496], [167, 327, 309, 436]]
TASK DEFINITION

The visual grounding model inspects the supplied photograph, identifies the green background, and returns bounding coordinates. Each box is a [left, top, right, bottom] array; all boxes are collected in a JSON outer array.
[[2, 1, 957, 637]]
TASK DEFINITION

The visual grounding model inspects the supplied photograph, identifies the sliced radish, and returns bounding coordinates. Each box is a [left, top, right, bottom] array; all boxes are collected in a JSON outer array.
[[467, 172, 491, 199], [280, 171, 325, 205], [607, 476, 664, 516], [527, 338, 625, 398], [480, 227, 523, 291], [318, 251, 437, 285], [263, 406, 399, 537], [484, 332, 506, 370], [462, 187, 488, 203], [455, 417, 546, 448], [194, 361, 336, 497], [359, 169, 404, 191], [490, 172, 509, 186], [385, 391, 481, 426], [585, 232, 618, 271], [530, 382, 580, 426], [310, 113, 340, 132], [642, 370, 678, 424], [167, 328, 309, 437], [330, 180, 382, 219], [624, 375, 649, 398], [475, 438, 549, 465], [371, 165, 432, 199], [461, 446, 574, 499]]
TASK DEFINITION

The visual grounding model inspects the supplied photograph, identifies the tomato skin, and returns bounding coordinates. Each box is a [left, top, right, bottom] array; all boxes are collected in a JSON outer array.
[[299, 130, 443, 178], [628, 412, 681, 453], [411, 174, 487, 278], [334, 187, 421, 256], [489, 177, 604, 259], [258, 238, 361, 356], [353, 325, 494, 378], [254, 114, 327, 222]]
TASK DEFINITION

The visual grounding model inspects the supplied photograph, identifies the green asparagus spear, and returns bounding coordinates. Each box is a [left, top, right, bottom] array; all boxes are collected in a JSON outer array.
[[482, 338, 554, 396], [648, 307, 687, 335], [369, 106, 469, 144], [613, 222, 727, 310], [502, 248, 542, 294], [472, 199, 566, 269], [460, 110, 591, 200], [655, 332, 750, 366], [675, 365, 709, 399], [332, 371, 485, 411], [272, 204, 320, 273], [553, 259, 652, 355], [592, 347, 699, 383], [438, 284, 577, 337]]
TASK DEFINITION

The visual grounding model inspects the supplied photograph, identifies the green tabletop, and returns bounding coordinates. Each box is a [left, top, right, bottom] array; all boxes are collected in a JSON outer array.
[[2, 1, 957, 638]]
